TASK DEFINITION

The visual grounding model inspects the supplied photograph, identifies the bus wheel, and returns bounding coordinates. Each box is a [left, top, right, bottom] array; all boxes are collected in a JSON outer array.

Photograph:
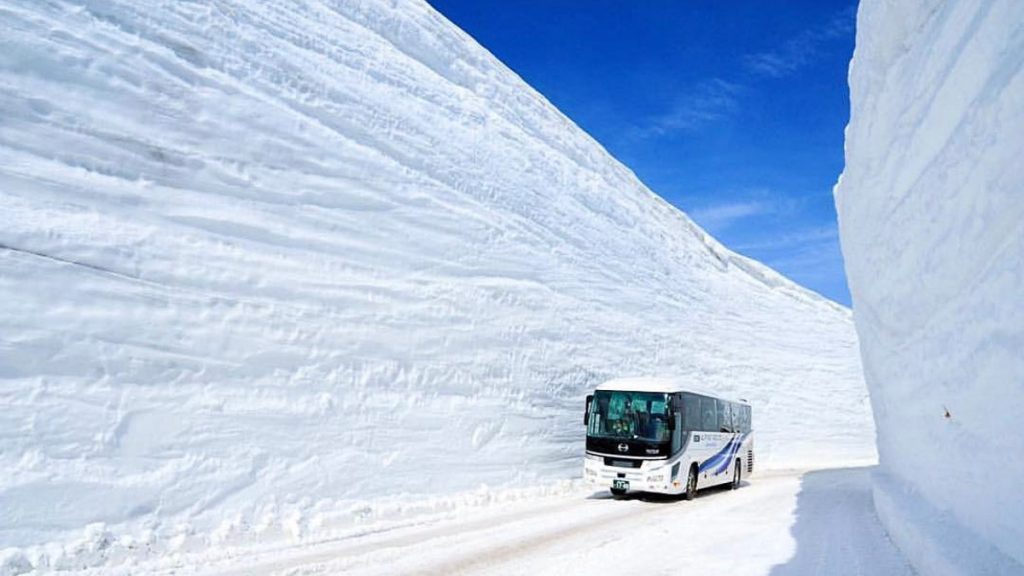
[[610, 487, 627, 497], [684, 466, 698, 500], [731, 459, 741, 490]]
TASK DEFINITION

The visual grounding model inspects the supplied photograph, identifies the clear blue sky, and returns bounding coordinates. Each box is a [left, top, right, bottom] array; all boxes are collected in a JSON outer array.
[[428, 0, 857, 305]]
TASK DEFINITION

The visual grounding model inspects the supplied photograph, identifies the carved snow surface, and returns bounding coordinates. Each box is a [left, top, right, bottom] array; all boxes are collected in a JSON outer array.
[[1, 0, 872, 569], [837, 0, 1024, 574]]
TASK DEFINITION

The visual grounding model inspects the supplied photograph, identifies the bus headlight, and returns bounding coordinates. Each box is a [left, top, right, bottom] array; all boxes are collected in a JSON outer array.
[[585, 467, 598, 477], [646, 473, 665, 483]]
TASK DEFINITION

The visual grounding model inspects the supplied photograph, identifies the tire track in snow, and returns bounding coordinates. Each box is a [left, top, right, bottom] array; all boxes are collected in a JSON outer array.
[[195, 493, 600, 576], [414, 498, 670, 576], [278, 486, 749, 576]]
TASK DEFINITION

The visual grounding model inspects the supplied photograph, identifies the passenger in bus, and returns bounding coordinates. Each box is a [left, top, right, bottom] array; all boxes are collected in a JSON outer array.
[[649, 413, 667, 440]]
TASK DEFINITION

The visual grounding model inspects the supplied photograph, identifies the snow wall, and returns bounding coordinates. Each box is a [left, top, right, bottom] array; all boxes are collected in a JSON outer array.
[[837, 1, 1024, 574], [1, 0, 873, 569]]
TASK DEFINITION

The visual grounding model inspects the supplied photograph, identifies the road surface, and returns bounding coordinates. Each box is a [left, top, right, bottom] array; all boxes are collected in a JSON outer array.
[[98, 466, 912, 576]]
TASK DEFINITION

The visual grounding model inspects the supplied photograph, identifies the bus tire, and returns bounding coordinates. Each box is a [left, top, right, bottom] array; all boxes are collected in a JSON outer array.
[[731, 459, 741, 490], [610, 487, 627, 497], [684, 465, 698, 500]]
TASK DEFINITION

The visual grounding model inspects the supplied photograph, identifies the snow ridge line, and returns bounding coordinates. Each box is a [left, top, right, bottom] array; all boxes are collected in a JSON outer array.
[[0, 242, 145, 285]]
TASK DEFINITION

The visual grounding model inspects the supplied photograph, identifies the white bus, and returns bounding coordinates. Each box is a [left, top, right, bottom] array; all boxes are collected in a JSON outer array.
[[583, 377, 753, 499]]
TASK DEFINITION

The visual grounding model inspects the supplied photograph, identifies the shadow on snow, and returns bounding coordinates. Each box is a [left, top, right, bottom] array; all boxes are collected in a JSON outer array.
[[585, 480, 745, 503], [766, 466, 915, 576]]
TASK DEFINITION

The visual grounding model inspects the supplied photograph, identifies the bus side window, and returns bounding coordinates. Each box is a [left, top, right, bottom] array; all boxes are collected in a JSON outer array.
[[683, 393, 701, 431], [718, 399, 731, 433], [700, 396, 717, 431], [737, 404, 749, 433]]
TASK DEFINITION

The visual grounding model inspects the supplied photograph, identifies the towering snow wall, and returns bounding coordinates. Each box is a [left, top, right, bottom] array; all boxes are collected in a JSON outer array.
[[1, 0, 872, 568], [837, 1, 1024, 574]]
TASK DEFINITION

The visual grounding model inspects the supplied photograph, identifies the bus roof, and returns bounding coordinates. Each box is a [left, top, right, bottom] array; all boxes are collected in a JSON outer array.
[[594, 377, 748, 405]]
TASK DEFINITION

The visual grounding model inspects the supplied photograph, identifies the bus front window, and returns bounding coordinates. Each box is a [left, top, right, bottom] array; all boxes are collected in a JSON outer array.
[[586, 391, 670, 443]]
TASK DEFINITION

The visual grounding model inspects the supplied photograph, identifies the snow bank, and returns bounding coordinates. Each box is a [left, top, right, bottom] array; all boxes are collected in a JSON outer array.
[[837, 1, 1024, 574], [1, 0, 872, 569]]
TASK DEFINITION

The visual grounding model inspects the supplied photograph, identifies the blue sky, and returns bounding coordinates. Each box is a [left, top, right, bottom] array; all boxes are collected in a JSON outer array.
[[428, 1, 857, 305]]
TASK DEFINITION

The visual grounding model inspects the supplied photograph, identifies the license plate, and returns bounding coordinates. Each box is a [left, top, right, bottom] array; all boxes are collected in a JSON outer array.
[[612, 479, 629, 491]]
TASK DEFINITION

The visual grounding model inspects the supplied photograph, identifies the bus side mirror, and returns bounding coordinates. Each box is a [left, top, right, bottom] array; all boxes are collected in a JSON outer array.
[[584, 394, 593, 426], [668, 414, 676, 431]]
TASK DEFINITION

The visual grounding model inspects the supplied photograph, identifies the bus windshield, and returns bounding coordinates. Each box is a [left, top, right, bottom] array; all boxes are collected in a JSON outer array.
[[587, 390, 670, 443]]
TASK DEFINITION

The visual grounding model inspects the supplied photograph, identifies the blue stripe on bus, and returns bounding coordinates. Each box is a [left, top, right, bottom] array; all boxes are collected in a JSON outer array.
[[698, 434, 738, 473], [713, 433, 747, 475], [698, 432, 749, 476]]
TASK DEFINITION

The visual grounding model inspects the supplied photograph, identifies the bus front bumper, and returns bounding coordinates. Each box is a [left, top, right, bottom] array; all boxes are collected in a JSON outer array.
[[583, 456, 682, 494]]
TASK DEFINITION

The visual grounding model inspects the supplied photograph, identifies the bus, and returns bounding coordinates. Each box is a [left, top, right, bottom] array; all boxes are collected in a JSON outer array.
[[583, 377, 753, 499]]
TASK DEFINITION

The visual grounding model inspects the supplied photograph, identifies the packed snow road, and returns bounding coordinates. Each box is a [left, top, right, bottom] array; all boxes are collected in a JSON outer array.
[[98, 467, 912, 576]]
